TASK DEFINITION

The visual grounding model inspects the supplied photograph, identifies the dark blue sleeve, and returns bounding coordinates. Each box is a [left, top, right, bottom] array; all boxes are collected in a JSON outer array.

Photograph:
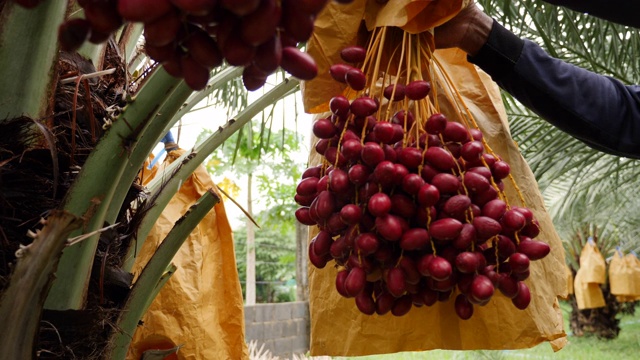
[[543, 1, 640, 28], [468, 21, 640, 159]]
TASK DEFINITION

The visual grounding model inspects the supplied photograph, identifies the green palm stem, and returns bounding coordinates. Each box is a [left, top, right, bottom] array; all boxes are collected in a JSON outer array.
[[0, 0, 68, 120], [119, 23, 144, 61], [121, 77, 299, 271], [104, 66, 244, 234], [45, 68, 182, 310], [158, 66, 245, 138], [107, 190, 220, 360], [102, 79, 192, 224]]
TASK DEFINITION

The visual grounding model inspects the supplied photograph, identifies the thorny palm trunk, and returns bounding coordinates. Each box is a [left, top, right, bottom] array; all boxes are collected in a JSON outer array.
[[569, 288, 621, 339], [0, 211, 82, 360], [246, 173, 256, 305]]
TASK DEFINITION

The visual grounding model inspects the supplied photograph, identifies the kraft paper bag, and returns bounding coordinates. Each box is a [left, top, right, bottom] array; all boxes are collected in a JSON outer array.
[[303, 1, 567, 354], [609, 252, 640, 299], [573, 269, 605, 310], [578, 241, 606, 284], [626, 254, 640, 297], [573, 242, 606, 309], [304, 0, 468, 114], [128, 149, 248, 360]]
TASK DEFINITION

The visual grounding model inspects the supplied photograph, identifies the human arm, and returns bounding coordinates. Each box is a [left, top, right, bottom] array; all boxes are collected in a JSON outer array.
[[543, 0, 640, 28], [435, 4, 640, 159]]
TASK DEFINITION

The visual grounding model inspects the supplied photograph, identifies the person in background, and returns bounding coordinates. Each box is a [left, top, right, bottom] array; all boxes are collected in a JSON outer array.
[[434, 0, 640, 158]]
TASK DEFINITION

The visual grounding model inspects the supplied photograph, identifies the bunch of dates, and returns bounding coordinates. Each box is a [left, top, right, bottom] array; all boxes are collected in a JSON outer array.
[[12, 0, 356, 90], [295, 46, 551, 319]]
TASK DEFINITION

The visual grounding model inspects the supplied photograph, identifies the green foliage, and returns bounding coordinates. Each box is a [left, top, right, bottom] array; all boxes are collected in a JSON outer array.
[[233, 225, 297, 303], [254, 157, 302, 235], [202, 122, 305, 233], [208, 70, 249, 118], [204, 118, 304, 173]]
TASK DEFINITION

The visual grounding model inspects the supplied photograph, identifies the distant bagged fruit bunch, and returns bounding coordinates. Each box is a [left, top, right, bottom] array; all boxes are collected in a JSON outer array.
[[29, 0, 356, 90], [295, 27, 551, 320]]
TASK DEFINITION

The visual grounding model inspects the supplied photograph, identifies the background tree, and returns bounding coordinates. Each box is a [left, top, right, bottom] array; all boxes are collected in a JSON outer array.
[[202, 123, 307, 304], [233, 225, 298, 303]]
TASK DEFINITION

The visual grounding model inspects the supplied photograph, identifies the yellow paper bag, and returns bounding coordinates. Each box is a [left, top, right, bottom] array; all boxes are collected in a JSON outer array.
[[305, 0, 467, 113], [305, 51, 567, 354], [610, 252, 640, 299], [363, 0, 465, 34], [563, 264, 573, 298], [573, 269, 605, 310], [303, 1, 567, 355], [140, 153, 159, 186], [616, 294, 640, 303], [609, 252, 629, 296], [128, 149, 248, 360], [578, 241, 606, 284], [627, 254, 640, 294]]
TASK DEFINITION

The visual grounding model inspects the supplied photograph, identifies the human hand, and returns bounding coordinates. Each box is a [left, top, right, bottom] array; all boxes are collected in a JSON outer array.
[[434, 1, 493, 56]]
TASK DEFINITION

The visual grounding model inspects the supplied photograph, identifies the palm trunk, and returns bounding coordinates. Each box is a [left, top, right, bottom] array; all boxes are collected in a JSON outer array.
[[246, 173, 256, 305], [0, 0, 67, 120], [295, 221, 309, 301], [569, 287, 621, 339], [0, 211, 82, 359]]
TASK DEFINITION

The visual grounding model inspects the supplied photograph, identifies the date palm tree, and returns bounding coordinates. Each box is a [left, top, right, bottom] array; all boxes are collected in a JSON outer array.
[[0, 1, 298, 358]]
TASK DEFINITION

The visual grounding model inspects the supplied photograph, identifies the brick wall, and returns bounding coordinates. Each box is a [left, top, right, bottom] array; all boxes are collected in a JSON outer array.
[[244, 301, 310, 358]]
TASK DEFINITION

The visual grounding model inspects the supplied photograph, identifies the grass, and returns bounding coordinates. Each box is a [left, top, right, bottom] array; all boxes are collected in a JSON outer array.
[[334, 302, 640, 360]]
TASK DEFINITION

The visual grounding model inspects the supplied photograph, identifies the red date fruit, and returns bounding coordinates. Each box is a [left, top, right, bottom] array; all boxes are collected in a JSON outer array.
[[517, 239, 551, 260], [281, 46, 318, 80], [512, 282, 531, 310], [405, 80, 431, 100], [455, 294, 474, 320], [340, 45, 367, 63], [429, 218, 463, 241]]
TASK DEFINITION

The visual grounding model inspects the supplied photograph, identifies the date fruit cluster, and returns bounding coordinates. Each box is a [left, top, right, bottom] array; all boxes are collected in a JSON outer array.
[[32, 0, 356, 90], [296, 45, 551, 319]]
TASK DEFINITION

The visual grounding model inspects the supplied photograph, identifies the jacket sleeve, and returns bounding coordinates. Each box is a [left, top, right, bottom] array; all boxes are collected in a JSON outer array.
[[468, 20, 640, 159], [543, 0, 640, 28]]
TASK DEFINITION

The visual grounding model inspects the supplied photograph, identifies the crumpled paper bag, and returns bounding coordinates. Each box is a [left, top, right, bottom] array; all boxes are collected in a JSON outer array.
[[364, 0, 465, 34], [127, 149, 248, 360], [573, 271, 605, 310], [304, 49, 568, 355], [140, 154, 159, 186], [609, 251, 640, 299], [566, 264, 574, 296], [304, 7, 568, 353], [304, 0, 467, 114], [578, 241, 606, 284], [573, 242, 606, 310]]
